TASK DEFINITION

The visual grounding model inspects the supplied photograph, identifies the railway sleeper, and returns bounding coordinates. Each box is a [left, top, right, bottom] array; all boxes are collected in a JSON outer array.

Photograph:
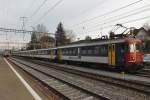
[[9, 58, 101, 100]]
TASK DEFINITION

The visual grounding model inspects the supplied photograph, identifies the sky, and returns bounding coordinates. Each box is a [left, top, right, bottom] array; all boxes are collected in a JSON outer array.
[[0, 0, 150, 49]]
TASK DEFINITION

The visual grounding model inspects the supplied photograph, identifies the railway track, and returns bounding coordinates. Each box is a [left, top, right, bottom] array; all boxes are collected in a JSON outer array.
[[136, 68, 150, 78], [23, 58, 150, 94], [9, 57, 150, 100], [8, 58, 108, 100]]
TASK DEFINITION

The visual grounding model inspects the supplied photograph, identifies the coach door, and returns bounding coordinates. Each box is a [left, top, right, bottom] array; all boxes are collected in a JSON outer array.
[[58, 49, 62, 60], [108, 44, 116, 66]]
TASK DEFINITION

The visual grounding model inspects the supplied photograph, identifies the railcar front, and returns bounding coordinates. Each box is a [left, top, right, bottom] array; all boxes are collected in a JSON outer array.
[[124, 38, 144, 70]]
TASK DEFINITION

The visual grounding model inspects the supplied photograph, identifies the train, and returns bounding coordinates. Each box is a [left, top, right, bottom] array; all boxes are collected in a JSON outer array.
[[12, 37, 144, 71], [3, 50, 11, 57]]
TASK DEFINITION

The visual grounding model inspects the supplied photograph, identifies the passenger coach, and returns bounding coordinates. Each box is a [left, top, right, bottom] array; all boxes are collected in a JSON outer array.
[[12, 37, 144, 71]]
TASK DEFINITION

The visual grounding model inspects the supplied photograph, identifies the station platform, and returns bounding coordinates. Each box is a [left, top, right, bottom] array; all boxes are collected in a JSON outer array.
[[0, 56, 38, 100]]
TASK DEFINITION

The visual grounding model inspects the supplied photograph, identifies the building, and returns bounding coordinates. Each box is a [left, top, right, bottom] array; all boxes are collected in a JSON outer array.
[[133, 27, 150, 41], [133, 27, 150, 53]]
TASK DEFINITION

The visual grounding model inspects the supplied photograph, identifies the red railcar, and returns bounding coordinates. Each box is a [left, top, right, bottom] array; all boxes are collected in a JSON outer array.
[[124, 38, 144, 69]]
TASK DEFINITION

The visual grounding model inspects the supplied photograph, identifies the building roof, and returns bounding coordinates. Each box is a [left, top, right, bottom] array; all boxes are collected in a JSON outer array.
[[133, 27, 150, 36]]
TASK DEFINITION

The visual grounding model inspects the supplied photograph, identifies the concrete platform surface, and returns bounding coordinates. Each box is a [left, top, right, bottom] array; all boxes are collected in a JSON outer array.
[[0, 56, 35, 100]]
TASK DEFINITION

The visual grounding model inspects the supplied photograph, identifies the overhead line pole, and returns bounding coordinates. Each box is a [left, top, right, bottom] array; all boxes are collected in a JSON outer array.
[[20, 16, 27, 31], [20, 16, 28, 40]]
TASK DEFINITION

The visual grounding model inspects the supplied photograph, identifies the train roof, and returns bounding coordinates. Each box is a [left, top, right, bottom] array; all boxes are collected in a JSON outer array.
[[14, 37, 141, 53], [57, 37, 139, 49]]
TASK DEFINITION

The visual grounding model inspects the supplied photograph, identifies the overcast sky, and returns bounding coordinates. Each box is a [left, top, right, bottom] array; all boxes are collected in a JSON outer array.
[[0, 0, 150, 48]]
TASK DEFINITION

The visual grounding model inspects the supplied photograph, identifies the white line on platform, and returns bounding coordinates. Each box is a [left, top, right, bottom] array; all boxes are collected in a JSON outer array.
[[4, 58, 43, 100]]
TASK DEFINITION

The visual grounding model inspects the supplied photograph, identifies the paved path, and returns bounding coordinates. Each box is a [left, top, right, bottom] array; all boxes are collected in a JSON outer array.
[[0, 56, 36, 100]]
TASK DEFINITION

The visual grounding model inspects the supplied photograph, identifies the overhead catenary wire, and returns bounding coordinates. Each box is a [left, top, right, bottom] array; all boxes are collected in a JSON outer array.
[[87, 5, 150, 30], [122, 15, 150, 24], [84, 3, 150, 29], [71, 0, 109, 19], [34, 0, 63, 25], [71, 0, 143, 27], [30, 0, 48, 18], [87, 15, 150, 33]]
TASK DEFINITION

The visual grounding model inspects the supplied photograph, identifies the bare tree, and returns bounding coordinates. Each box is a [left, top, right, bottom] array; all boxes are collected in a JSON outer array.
[[28, 24, 55, 49], [33, 24, 48, 40], [65, 29, 76, 42]]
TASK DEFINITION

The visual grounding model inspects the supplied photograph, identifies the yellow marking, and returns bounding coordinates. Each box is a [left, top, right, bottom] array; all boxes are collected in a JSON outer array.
[[121, 72, 125, 79], [112, 44, 116, 66], [50, 50, 53, 59], [108, 44, 112, 65], [108, 44, 116, 66], [58, 49, 62, 60]]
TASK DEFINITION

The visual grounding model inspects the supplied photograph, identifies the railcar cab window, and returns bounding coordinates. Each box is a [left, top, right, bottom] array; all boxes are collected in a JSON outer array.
[[136, 43, 142, 52], [125, 43, 141, 53]]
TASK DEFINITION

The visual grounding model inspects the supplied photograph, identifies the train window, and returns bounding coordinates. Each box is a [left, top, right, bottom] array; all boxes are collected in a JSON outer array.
[[65, 50, 67, 55], [62, 48, 77, 56], [40, 51, 42, 54], [41, 50, 44, 54], [42, 50, 45, 55], [82, 50, 86, 55], [41, 50, 44, 55], [72, 50, 75, 55], [80, 46, 91, 56], [44, 50, 48, 54], [71, 49, 73, 55], [46, 50, 48, 54], [64, 49, 67, 55], [72, 49, 75, 55], [67, 49, 70, 55], [93, 46, 99, 55], [42, 50, 45, 54], [65, 49, 68, 55], [62, 48, 68, 55], [47, 50, 50, 54], [67, 49, 69, 55], [72, 48, 77, 56], [129, 44, 135, 52], [80, 45, 107, 56], [99, 45, 108, 56], [87, 49, 92, 55]]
